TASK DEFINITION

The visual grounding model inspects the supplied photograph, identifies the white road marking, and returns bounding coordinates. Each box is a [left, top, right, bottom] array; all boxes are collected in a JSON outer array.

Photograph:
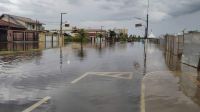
[[22, 96, 51, 112], [93, 72, 133, 79], [71, 72, 133, 84], [71, 73, 89, 84]]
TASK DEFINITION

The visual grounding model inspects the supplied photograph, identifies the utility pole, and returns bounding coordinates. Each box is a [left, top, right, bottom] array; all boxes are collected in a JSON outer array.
[[100, 26, 104, 42], [60, 13, 67, 37], [146, 0, 149, 39], [144, 0, 149, 75], [60, 13, 67, 45]]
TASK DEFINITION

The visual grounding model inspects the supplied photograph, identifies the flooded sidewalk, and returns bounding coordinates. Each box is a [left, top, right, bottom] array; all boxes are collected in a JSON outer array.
[[142, 67, 200, 112]]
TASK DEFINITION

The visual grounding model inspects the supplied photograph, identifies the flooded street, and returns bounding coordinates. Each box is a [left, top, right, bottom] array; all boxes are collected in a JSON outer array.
[[0, 41, 199, 112]]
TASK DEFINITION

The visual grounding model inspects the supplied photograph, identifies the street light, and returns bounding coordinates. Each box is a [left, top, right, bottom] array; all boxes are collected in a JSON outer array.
[[134, 0, 149, 76], [134, 0, 149, 39]]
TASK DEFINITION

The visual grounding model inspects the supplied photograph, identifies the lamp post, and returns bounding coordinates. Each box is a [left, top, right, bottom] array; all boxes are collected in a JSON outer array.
[[134, 0, 149, 75], [134, 0, 149, 39]]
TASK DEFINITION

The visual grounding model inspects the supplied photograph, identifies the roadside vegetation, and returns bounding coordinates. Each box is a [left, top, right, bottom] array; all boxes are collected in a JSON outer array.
[[64, 29, 89, 42], [64, 29, 144, 43]]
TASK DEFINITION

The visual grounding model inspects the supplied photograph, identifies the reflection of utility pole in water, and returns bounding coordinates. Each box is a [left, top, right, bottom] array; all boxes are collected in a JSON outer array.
[[143, 39, 147, 75], [78, 42, 85, 61], [100, 26, 104, 45], [60, 47, 63, 72]]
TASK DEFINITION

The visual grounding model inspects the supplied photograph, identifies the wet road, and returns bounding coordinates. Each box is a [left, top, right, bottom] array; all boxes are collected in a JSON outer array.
[[0, 41, 199, 112]]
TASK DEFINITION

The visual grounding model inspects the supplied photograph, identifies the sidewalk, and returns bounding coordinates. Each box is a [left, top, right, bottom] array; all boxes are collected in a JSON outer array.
[[141, 71, 200, 112]]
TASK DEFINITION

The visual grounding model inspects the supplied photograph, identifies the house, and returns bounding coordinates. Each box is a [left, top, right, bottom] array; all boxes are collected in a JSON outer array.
[[85, 29, 107, 42], [0, 14, 45, 42], [0, 14, 44, 31], [85, 29, 107, 38], [0, 19, 26, 42]]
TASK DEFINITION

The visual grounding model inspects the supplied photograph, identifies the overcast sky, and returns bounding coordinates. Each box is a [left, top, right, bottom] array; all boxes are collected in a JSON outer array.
[[0, 0, 200, 36]]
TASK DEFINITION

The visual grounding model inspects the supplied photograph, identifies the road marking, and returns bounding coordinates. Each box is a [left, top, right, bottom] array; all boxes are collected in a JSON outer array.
[[22, 96, 51, 112], [71, 73, 89, 84], [71, 72, 133, 84], [92, 72, 133, 79]]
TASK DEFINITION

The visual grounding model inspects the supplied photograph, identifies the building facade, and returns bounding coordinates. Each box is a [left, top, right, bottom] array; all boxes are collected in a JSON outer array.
[[113, 28, 128, 35]]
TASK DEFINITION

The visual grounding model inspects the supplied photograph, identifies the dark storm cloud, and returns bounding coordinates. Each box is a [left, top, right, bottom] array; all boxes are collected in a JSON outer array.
[[169, 1, 200, 17], [0, 0, 200, 35], [95, 0, 200, 21]]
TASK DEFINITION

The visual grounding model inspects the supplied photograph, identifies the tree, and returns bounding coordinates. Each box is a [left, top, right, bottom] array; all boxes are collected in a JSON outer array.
[[109, 30, 116, 41], [77, 29, 88, 42]]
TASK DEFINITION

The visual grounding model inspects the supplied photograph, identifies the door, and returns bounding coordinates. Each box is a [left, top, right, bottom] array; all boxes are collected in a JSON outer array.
[[0, 30, 7, 42]]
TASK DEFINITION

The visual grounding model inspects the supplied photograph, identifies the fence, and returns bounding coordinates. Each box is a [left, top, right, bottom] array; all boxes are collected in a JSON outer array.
[[182, 32, 200, 68], [164, 35, 184, 56]]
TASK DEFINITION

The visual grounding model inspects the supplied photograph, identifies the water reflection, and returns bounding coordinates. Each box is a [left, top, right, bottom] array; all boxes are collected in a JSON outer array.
[[164, 50, 200, 107], [0, 43, 39, 51], [0, 41, 200, 111], [0, 42, 145, 103]]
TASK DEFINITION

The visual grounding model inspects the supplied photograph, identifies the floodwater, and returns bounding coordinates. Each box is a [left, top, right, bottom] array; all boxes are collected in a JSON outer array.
[[0, 41, 199, 112]]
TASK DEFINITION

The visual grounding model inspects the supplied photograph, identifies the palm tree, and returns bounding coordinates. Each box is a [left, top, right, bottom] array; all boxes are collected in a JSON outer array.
[[77, 29, 87, 42], [109, 30, 116, 41]]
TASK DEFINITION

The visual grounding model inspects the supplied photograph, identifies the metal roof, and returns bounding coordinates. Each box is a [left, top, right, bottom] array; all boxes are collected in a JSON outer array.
[[0, 19, 26, 29], [1, 14, 43, 24]]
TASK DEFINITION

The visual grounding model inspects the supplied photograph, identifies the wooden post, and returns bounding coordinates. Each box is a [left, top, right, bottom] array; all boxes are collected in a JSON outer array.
[[24, 32, 26, 41], [13, 31, 15, 41], [52, 34, 54, 48]]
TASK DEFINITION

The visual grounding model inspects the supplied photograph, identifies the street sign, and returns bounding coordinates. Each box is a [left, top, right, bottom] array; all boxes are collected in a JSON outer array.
[[65, 24, 70, 27], [135, 23, 142, 28]]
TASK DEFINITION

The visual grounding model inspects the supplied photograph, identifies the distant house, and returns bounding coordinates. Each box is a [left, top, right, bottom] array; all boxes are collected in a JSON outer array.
[[113, 28, 128, 35], [85, 29, 107, 38], [113, 28, 128, 38], [0, 14, 44, 31]]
